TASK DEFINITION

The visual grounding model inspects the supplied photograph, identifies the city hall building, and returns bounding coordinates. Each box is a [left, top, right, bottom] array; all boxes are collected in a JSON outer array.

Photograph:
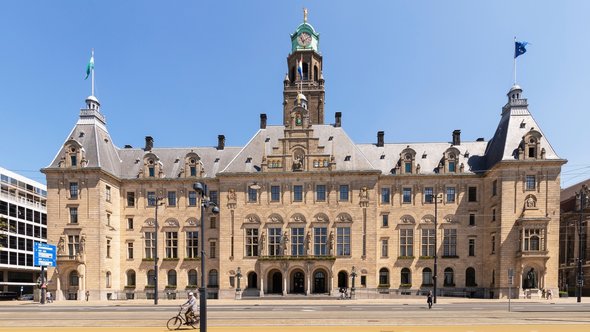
[[42, 14, 565, 300]]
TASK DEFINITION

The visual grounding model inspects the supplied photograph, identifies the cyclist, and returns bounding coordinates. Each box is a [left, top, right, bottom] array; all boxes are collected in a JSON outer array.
[[182, 292, 198, 324]]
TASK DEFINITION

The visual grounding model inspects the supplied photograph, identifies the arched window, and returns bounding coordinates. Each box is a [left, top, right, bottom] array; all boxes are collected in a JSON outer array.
[[465, 267, 476, 287], [290, 66, 295, 82], [208, 269, 219, 287], [422, 268, 433, 286], [106, 271, 112, 288], [379, 268, 389, 286], [168, 270, 177, 287], [147, 270, 156, 286], [313, 65, 319, 81], [126, 270, 136, 287], [444, 267, 454, 287], [337, 271, 348, 288], [401, 268, 411, 285], [302, 62, 309, 80], [188, 269, 198, 287], [69, 270, 79, 287], [530, 236, 540, 251]]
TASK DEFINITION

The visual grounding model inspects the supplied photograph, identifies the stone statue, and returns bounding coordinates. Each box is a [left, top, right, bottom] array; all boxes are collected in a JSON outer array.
[[526, 196, 536, 208], [57, 236, 65, 255], [305, 231, 311, 255], [228, 188, 237, 201], [282, 231, 289, 255], [303, 7, 308, 22], [328, 231, 335, 255], [293, 154, 304, 171], [79, 235, 86, 254], [359, 187, 369, 200], [259, 231, 266, 256], [526, 268, 537, 289]]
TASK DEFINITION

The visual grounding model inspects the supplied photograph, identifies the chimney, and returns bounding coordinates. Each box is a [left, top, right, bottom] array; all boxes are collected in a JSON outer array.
[[452, 130, 461, 146], [335, 112, 342, 127], [217, 135, 225, 150], [144, 136, 153, 151], [260, 114, 267, 129], [377, 131, 384, 147]]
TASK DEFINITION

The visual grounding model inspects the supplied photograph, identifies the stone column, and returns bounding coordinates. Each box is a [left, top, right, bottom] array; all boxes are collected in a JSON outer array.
[[306, 275, 311, 295], [283, 276, 287, 296], [260, 278, 264, 298]]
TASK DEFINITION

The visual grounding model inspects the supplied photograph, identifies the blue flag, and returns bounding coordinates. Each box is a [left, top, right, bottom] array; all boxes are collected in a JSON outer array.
[[514, 41, 528, 58]]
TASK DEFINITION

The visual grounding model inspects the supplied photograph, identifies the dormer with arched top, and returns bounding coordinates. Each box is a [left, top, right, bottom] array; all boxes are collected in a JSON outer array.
[[442, 147, 461, 173], [398, 147, 417, 174], [61, 139, 87, 168], [520, 130, 543, 160], [141, 153, 163, 178], [183, 152, 202, 178]]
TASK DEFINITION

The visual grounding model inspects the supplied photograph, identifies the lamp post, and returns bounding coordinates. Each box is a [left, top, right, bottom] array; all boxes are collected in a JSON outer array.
[[576, 185, 589, 303], [193, 182, 219, 332], [153, 196, 164, 305], [350, 266, 357, 299], [427, 193, 442, 304], [236, 267, 242, 299]]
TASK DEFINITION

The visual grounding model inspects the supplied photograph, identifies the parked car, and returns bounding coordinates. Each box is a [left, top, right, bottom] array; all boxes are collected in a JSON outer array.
[[0, 292, 18, 301], [18, 294, 34, 301]]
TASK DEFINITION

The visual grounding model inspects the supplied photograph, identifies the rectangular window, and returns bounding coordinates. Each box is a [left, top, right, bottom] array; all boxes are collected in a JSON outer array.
[[446, 187, 456, 203], [106, 239, 111, 258], [167, 191, 176, 206], [210, 216, 217, 229], [248, 188, 257, 202], [491, 234, 496, 254], [69, 207, 78, 224], [492, 180, 497, 196], [405, 162, 412, 173], [270, 186, 281, 202], [147, 191, 156, 206], [316, 185, 326, 202], [403, 188, 412, 203], [126, 217, 134, 230], [209, 241, 216, 259], [127, 192, 135, 207], [71, 155, 77, 167], [186, 231, 199, 258], [381, 239, 389, 257], [381, 187, 390, 204], [188, 191, 197, 206], [339, 185, 349, 201], [424, 187, 433, 203], [69, 182, 78, 199], [492, 208, 496, 222], [166, 232, 178, 259], [268, 228, 282, 256], [443, 229, 457, 257], [361, 276, 367, 287], [68, 235, 80, 257], [422, 229, 435, 257], [400, 229, 414, 257], [524, 228, 543, 251], [314, 227, 328, 256], [105, 185, 111, 202], [148, 166, 155, 177], [127, 242, 134, 259], [106, 213, 111, 226], [449, 161, 456, 172], [293, 185, 303, 202], [209, 191, 218, 205], [245, 228, 259, 257], [468, 186, 477, 202], [336, 227, 351, 256], [382, 214, 389, 228], [190, 166, 197, 177], [469, 213, 475, 226], [144, 232, 155, 259], [526, 175, 536, 191], [468, 238, 475, 256], [291, 227, 305, 256]]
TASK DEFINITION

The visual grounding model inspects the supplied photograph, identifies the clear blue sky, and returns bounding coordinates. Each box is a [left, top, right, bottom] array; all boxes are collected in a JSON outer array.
[[1, 1, 588, 188]]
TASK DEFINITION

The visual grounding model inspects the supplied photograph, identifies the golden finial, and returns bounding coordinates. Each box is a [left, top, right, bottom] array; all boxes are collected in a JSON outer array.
[[303, 8, 308, 23]]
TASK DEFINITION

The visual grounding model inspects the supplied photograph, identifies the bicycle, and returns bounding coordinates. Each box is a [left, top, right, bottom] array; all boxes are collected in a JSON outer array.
[[167, 306, 199, 330]]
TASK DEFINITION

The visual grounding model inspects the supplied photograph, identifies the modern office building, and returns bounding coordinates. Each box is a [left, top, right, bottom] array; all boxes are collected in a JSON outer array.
[[0, 166, 48, 296], [42, 12, 565, 300]]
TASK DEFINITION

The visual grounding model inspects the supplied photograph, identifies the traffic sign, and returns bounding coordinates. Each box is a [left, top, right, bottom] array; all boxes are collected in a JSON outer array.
[[34, 242, 56, 267]]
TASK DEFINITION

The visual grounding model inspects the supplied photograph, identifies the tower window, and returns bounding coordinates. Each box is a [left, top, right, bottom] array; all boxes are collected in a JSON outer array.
[[314, 65, 319, 81], [303, 62, 309, 80]]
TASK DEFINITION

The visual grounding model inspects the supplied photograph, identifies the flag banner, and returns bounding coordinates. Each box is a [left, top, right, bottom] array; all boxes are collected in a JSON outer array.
[[85, 54, 94, 80], [514, 41, 528, 58], [297, 57, 303, 80]]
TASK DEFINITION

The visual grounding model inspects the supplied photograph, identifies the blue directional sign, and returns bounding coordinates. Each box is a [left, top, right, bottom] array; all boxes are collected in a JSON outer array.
[[34, 242, 57, 267]]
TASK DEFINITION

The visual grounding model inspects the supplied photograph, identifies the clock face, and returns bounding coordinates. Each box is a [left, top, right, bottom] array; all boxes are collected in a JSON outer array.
[[297, 32, 312, 46]]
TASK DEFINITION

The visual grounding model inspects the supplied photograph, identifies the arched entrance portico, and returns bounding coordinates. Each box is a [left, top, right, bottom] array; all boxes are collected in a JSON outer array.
[[337, 271, 348, 289], [312, 269, 327, 294], [247, 272, 258, 289], [267, 269, 283, 294], [290, 270, 305, 294]]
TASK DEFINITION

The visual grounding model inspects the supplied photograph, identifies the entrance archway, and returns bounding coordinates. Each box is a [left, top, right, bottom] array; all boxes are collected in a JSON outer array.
[[291, 270, 305, 294], [522, 267, 540, 289], [313, 270, 327, 294], [267, 269, 283, 294], [247, 272, 258, 289], [337, 271, 348, 289]]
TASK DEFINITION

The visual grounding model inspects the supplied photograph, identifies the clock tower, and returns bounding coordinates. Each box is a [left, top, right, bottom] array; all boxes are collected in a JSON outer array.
[[283, 9, 325, 125]]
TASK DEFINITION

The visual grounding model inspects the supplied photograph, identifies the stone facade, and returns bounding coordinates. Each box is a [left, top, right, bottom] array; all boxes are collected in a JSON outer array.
[[42, 13, 565, 300]]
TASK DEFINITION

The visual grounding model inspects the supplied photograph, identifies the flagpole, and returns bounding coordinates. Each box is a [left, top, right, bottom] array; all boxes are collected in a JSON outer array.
[[91, 49, 95, 96], [513, 37, 516, 85]]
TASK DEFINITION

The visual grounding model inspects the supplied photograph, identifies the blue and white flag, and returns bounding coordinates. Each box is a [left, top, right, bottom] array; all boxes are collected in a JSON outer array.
[[514, 40, 528, 58], [297, 56, 303, 80]]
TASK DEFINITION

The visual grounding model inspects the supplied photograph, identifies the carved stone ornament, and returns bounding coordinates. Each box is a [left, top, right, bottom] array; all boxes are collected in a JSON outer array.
[[421, 215, 434, 223], [336, 213, 353, 223], [444, 215, 455, 223], [145, 219, 155, 227], [290, 214, 304, 223], [227, 189, 237, 201], [165, 219, 179, 227], [401, 215, 415, 224], [246, 215, 260, 223], [187, 219, 197, 226], [524, 195, 537, 209], [314, 213, 329, 223]]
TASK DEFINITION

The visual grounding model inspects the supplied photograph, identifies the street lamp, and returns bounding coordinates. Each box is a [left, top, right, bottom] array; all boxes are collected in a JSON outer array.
[[427, 193, 442, 304], [153, 196, 164, 305], [236, 267, 242, 293], [576, 184, 589, 303], [193, 182, 219, 332], [350, 266, 357, 299]]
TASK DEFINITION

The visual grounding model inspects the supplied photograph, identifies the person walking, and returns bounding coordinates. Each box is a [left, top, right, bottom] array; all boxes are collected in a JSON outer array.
[[427, 291, 433, 309]]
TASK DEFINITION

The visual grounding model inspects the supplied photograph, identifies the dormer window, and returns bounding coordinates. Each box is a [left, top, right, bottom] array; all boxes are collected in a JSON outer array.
[[190, 166, 197, 177], [522, 130, 542, 160], [448, 161, 456, 172], [443, 148, 460, 173], [71, 155, 78, 167], [148, 165, 155, 177], [183, 154, 201, 178], [399, 149, 416, 175]]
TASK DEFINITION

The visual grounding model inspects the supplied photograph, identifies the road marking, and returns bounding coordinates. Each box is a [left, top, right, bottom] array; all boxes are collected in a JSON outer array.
[[472, 307, 484, 310]]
